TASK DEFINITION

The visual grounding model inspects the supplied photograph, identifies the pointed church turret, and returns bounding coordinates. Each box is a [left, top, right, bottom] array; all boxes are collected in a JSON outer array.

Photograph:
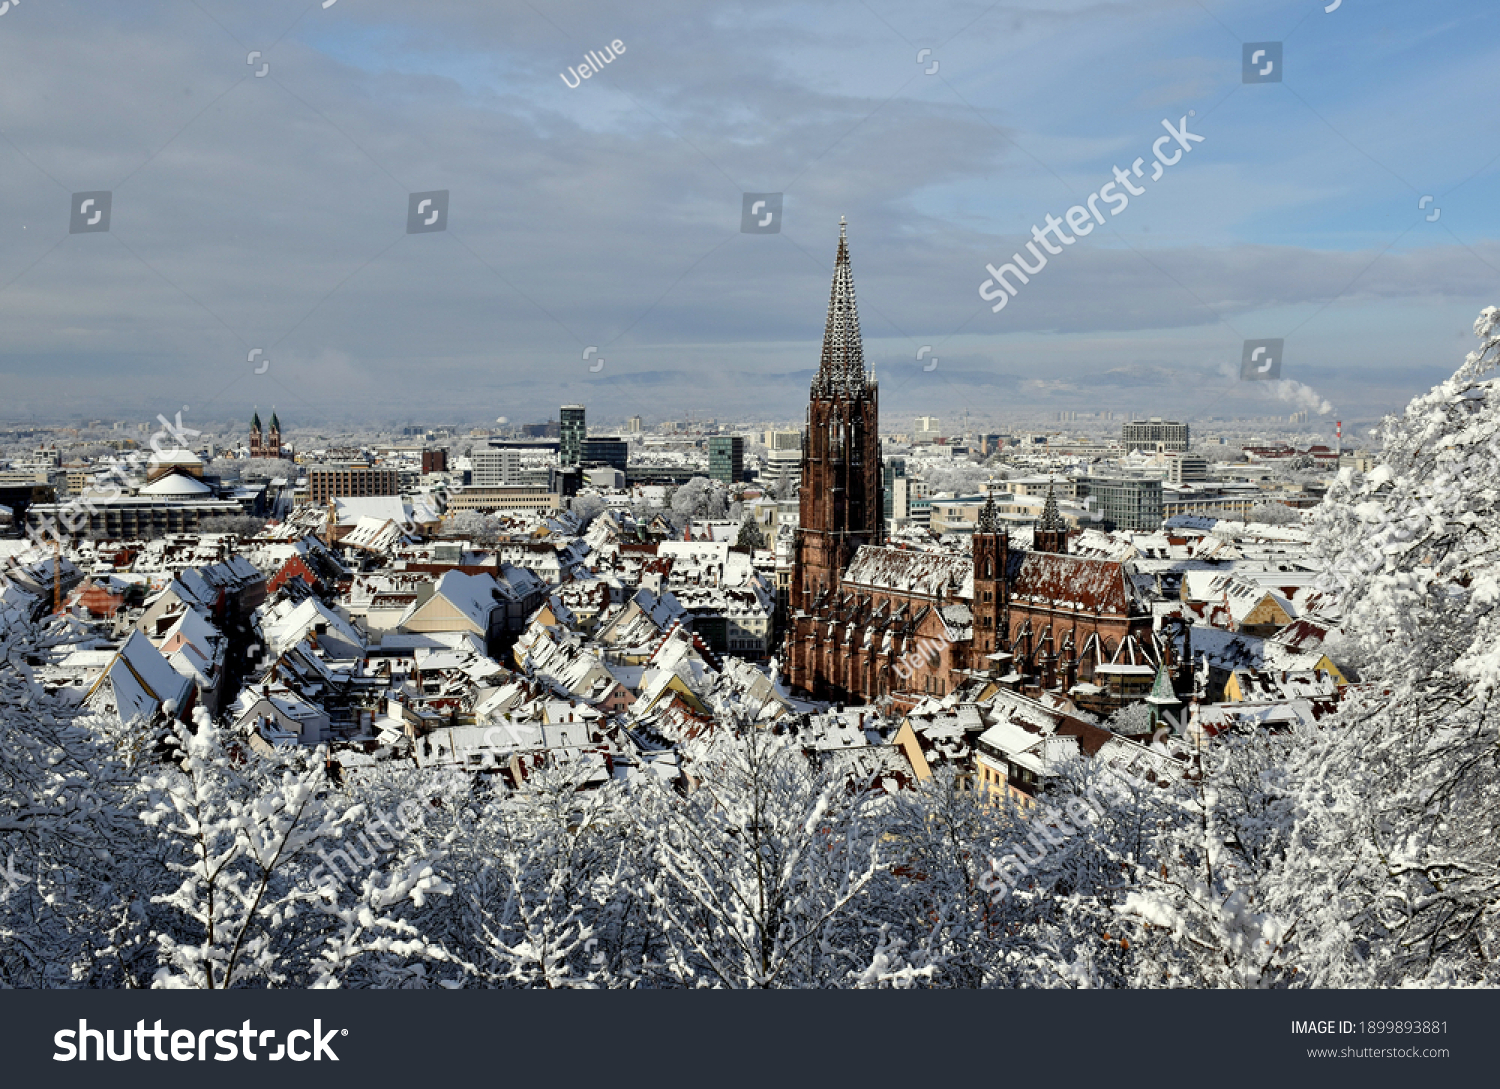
[[250, 407, 264, 458], [977, 492, 1003, 534], [1145, 659, 1182, 731], [1033, 483, 1070, 554]]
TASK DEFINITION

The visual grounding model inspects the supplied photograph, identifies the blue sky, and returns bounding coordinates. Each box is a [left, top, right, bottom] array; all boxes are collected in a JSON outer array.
[[0, 0, 1496, 434]]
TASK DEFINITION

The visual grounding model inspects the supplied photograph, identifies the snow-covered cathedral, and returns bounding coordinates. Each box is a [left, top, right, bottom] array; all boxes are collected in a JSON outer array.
[[785, 221, 1171, 710]]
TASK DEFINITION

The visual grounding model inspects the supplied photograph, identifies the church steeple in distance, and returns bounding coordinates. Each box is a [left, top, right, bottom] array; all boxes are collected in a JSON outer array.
[[791, 219, 882, 619]]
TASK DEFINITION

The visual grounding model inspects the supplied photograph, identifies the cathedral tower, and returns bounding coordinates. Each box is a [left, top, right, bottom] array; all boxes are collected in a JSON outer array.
[[791, 219, 882, 616], [971, 492, 1011, 663]]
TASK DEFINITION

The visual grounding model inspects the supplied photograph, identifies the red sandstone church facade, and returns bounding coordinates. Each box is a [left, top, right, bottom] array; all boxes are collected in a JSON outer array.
[[786, 223, 1165, 709], [249, 408, 282, 460]]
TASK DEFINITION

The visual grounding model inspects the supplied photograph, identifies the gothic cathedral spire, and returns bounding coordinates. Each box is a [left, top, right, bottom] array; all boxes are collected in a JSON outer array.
[[815, 216, 868, 392]]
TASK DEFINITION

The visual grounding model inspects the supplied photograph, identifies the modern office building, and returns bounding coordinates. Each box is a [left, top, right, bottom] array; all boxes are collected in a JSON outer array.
[[580, 437, 628, 473], [1167, 453, 1210, 484], [486, 438, 560, 455], [560, 405, 587, 467], [471, 448, 523, 487], [1122, 417, 1190, 453], [708, 435, 745, 484], [444, 487, 561, 514], [627, 415, 643, 433], [882, 456, 906, 527], [306, 465, 399, 504], [765, 430, 802, 495], [1080, 476, 1164, 531]]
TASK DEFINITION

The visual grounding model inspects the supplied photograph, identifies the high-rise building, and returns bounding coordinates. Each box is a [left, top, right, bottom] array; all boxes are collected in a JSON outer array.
[[882, 456, 906, 526], [471, 448, 523, 486], [790, 219, 881, 619], [560, 405, 586, 467], [580, 437, 628, 473], [1080, 476, 1164, 531], [1121, 417, 1190, 453], [708, 435, 745, 484], [307, 464, 399, 504], [1166, 453, 1209, 484], [627, 415, 643, 433], [765, 430, 802, 497]]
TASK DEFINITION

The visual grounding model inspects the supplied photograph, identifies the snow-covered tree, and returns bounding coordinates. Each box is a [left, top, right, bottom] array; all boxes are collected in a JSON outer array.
[[142, 710, 451, 988], [1104, 701, 1154, 736], [1244, 501, 1302, 525], [434, 763, 638, 988], [446, 509, 497, 542], [570, 495, 607, 523], [735, 517, 766, 552], [634, 725, 887, 987], [1290, 305, 1500, 984], [669, 477, 727, 524], [0, 615, 155, 987]]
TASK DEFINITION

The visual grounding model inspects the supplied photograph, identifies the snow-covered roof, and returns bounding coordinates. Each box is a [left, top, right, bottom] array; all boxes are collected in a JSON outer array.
[[87, 630, 192, 724], [147, 449, 204, 468], [432, 570, 503, 630], [140, 473, 214, 497], [259, 597, 366, 657], [334, 496, 410, 526], [842, 546, 973, 600], [342, 516, 407, 553]]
